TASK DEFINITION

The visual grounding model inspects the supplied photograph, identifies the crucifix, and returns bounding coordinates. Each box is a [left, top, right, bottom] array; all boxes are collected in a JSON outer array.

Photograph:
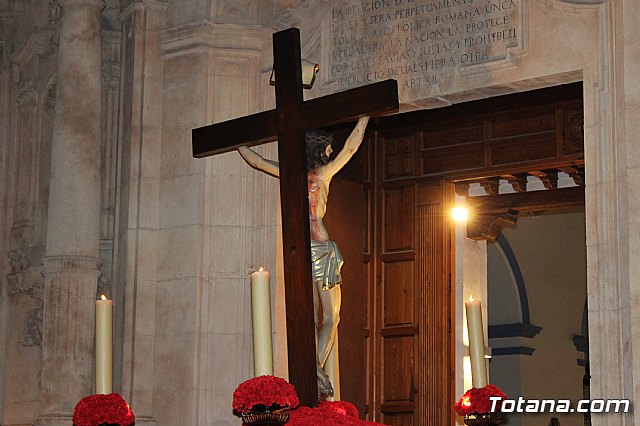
[[192, 27, 398, 407]]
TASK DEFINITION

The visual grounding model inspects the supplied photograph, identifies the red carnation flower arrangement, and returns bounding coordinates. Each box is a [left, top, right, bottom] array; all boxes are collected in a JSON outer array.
[[289, 401, 385, 426], [72, 393, 135, 426], [455, 384, 507, 416], [232, 377, 388, 425], [232, 375, 300, 413]]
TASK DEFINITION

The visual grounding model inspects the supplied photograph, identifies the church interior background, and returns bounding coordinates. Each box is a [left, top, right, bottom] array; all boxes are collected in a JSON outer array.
[[0, 0, 638, 425]]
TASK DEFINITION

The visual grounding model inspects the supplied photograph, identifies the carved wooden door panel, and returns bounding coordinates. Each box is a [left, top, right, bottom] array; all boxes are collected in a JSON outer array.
[[366, 132, 453, 425]]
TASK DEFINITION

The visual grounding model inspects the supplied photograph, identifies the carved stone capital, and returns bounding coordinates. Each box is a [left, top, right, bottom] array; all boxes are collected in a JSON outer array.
[[19, 308, 43, 347], [7, 250, 44, 300], [8, 267, 44, 299], [42, 254, 102, 273]]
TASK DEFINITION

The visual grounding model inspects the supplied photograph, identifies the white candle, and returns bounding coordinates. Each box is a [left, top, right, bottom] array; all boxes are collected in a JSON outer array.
[[95, 295, 113, 394], [465, 296, 488, 388], [250, 268, 274, 376]]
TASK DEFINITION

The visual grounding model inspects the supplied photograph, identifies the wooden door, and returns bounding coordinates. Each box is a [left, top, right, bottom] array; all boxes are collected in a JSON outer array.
[[366, 131, 453, 425], [362, 83, 584, 425]]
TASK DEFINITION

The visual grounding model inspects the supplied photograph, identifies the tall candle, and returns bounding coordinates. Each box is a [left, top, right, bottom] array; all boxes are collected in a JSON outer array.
[[95, 295, 113, 394], [465, 296, 488, 388], [250, 268, 274, 376]]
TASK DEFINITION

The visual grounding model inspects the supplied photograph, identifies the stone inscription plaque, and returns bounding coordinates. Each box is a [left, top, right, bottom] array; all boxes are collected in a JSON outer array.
[[330, 0, 522, 100]]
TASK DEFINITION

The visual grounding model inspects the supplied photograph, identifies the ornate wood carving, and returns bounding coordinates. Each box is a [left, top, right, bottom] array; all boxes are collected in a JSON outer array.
[[558, 166, 585, 186], [564, 109, 584, 154], [379, 83, 584, 179], [502, 173, 528, 192], [468, 186, 585, 214], [466, 210, 519, 241], [465, 186, 585, 240], [454, 181, 470, 197], [478, 177, 500, 195], [529, 170, 558, 189]]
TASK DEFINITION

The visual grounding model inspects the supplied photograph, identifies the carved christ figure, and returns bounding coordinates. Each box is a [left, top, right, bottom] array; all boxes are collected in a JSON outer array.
[[238, 116, 369, 397]]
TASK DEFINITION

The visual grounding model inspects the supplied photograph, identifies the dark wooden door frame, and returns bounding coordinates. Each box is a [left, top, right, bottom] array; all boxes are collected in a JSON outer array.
[[363, 82, 584, 425]]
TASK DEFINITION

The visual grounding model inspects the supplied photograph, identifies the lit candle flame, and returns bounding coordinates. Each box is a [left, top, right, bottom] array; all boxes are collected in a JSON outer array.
[[462, 396, 471, 407], [469, 294, 474, 302], [100, 294, 107, 301], [258, 267, 264, 272]]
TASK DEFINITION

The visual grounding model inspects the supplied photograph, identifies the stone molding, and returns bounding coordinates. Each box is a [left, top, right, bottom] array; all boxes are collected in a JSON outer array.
[[158, 20, 267, 58], [0, 0, 26, 18], [42, 254, 102, 273], [16, 86, 38, 106], [118, 0, 169, 22], [59, 0, 105, 9], [556, 0, 603, 4], [214, 0, 258, 24], [48, 0, 62, 26], [10, 29, 58, 69], [102, 59, 120, 84]]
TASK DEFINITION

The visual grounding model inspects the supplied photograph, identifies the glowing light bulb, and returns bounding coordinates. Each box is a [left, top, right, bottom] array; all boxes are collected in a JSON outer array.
[[452, 206, 469, 222]]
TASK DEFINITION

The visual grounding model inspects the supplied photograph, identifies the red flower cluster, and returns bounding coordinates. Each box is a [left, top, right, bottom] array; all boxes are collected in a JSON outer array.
[[72, 393, 135, 426], [455, 384, 507, 416], [232, 375, 300, 413], [319, 401, 360, 418], [289, 401, 386, 426]]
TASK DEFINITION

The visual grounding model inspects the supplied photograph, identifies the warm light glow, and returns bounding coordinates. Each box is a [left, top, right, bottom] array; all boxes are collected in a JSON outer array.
[[258, 267, 264, 272], [469, 294, 474, 302], [100, 294, 107, 301], [452, 206, 469, 222], [463, 355, 472, 391], [462, 396, 471, 407]]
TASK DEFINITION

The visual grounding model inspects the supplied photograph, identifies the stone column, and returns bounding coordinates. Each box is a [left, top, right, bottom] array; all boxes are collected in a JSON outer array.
[[36, 0, 104, 424]]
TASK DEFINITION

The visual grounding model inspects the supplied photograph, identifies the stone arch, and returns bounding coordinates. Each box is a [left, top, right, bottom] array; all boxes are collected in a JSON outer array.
[[487, 234, 542, 356]]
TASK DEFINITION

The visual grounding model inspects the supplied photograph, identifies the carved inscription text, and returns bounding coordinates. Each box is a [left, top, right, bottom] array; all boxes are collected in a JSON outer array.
[[330, 0, 522, 96]]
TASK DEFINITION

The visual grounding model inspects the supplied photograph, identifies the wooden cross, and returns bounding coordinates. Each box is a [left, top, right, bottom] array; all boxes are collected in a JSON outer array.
[[192, 27, 398, 407]]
